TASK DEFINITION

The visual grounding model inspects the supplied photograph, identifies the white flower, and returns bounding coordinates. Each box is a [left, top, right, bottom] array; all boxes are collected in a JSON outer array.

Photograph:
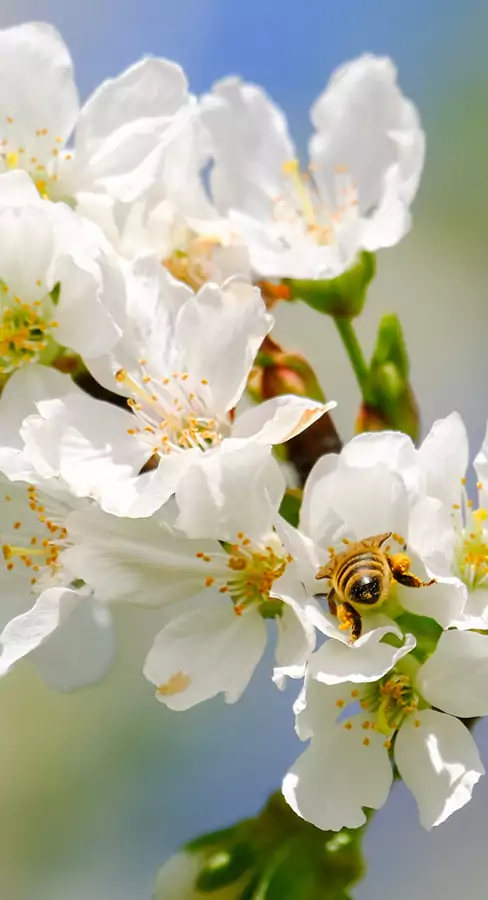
[[0, 21, 194, 205], [20, 258, 334, 517], [60, 444, 317, 709], [0, 366, 114, 689], [202, 55, 424, 280], [299, 427, 467, 636], [0, 170, 122, 372], [414, 412, 488, 628], [283, 648, 484, 831], [80, 109, 250, 290]]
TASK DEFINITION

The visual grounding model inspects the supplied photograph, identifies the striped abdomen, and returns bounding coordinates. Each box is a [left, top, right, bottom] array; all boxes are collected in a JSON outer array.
[[334, 550, 390, 609]]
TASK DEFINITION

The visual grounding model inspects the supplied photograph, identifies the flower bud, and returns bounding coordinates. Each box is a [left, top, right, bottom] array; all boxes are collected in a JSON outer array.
[[248, 336, 325, 404], [154, 849, 250, 899], [286, 251, 375, 318], [358, 313, 420, 441]]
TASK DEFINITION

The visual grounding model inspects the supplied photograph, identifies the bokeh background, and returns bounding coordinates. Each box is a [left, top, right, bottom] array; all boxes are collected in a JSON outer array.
[[1, 1, 488, 898]]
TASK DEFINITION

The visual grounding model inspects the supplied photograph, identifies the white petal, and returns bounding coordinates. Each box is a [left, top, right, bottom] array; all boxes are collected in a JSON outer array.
[[474, 421, 488, 507], [407, 496, 457, 572], [418, 412, 468, 507], [309, 629, 416, 685], [175, 441, 285, 542], [202, 76, 295, 219], [417, 630, 488, 717], [397, 570, 467, 630], [339, 430, 416, 472], [233, 396, 336, 445], [299, 452, 339, 540], [310, 54, 424, 251], [21, 392, 150, 507], [74, 57, 190, 201], [0, 587, 80, 676], [54, 255, 121, 358], [144, 597, 267, 709], [62, 505, 222, 608], [34, 596, 114, 691], [273, 515, 321, 593], [395, 710, 484, 830], [272, 573, 316, 688], [175, 278, 272, 412], [283, 722, 392, 831], [0, 23, 78, 167]]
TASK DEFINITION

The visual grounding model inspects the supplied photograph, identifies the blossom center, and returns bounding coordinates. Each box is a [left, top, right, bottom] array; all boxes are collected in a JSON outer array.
[[453, 491, 488, 590], [0, 280, 58, 373], [163, 236, 223, 291], [199, 533, 291, 617], [360, 673, 419, 737], [117, 365, 229, 456], [1, 119, 72, 198], [1, 485, 69, 588], [277, 159, 359, 246]]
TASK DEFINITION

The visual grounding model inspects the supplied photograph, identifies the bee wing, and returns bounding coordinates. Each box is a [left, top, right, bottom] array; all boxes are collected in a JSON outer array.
[[316, 561, 334, 580], [361, 532, 392, 549]]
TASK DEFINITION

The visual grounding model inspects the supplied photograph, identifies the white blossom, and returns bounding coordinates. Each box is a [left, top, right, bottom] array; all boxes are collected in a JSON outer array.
[[19, 258, 334, 517], [0, 21, 195, 206], [0, 366, 114, 689], [59, 445, 317, 709], [0, 170, 123, 373], [298, 427, 467, 639], [202, 55, 424, 280], [283, 648, 484, 831]]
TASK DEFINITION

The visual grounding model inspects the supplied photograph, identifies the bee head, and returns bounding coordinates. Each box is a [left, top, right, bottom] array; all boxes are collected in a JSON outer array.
[[350, 573, 383, 606]]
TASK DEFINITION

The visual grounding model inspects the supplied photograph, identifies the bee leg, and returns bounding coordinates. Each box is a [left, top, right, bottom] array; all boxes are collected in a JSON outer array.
[[327, 588, 338, 617], [388, 553, 436, 588], [337, 601, 362, 642]]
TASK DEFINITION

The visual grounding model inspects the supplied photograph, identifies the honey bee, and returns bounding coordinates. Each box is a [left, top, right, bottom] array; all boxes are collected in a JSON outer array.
[[315, 532, 435, 642]]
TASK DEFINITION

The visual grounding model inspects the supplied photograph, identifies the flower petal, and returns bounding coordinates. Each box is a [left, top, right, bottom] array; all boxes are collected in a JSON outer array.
[[74, 57, 190, 201], [202, 76, 295, 219], [62, 505, 221, 608], [418, 412, 468, 507], [34, 596, 114, 691], [175, 278, 272, 412], [143, 597, 267, 709], [0, 586, 81, 676], [395, 710, 484, 830], [283, 722, 392, 831], [417, 630, 488, 717], [175, 441, 285, 542], [233, 396, 336, 445], [309, 628, 416, 685], [272, 572, 316, 688], [0, 23, 78, 167]]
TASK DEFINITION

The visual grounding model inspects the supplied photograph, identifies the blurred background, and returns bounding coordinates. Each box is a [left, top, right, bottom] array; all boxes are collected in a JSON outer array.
[[1, 1, 488, 897]]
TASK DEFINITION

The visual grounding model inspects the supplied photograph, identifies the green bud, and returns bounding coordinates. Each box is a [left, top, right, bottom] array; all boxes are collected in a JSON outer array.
[[196, 843, 254, 892], [286, 252, 375, 318], [358, 313, 420, 442]]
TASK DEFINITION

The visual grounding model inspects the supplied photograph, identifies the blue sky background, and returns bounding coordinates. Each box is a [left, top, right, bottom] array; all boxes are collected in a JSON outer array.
[[1, 2, 488, 899]]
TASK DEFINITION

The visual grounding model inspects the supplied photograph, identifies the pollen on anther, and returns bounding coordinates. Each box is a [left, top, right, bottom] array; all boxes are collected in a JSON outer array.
[[344, 721, 353, 730], [362, 721, 370, 730], [336, 698, 345, 708], [351, 689, 359, 698], [342, 538, 350, 545], [205, 577, 215, 588], [363, 737, 371, 747], [219, 586, 229, 593], [414, 719, 421, 728], [13, 522, 21, 530], [452, 503, 461, 510], [200, 379, 208, 385], [384, 739, 392, 749]]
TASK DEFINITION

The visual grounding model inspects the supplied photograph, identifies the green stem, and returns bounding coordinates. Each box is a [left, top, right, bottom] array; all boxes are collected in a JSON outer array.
[[333, 317, 371, 402]]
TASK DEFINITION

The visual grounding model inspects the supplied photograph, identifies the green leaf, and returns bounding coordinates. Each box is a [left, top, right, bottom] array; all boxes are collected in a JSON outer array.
[[287, 252, 376, 318], [279, 488, 302, 527]]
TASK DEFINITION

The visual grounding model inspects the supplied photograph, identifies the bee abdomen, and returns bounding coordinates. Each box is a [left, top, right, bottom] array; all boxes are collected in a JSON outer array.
[[336, 551, 387, 606]]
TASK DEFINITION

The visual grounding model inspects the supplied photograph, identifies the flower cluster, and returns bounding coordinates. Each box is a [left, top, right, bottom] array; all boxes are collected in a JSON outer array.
[[0, 21, 485, 845]]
